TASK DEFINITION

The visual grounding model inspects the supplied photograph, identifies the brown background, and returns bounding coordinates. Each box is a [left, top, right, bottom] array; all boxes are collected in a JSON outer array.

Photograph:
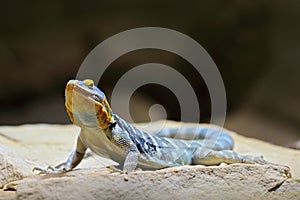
[[0, 1, 299, 146]]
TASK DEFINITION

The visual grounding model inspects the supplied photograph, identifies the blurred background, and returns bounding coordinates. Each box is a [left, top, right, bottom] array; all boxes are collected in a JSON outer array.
[[0, 1, 299, 147]]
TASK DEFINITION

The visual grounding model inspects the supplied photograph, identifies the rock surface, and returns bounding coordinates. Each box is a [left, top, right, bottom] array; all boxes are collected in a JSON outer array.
[[0, 122, 299, 199]]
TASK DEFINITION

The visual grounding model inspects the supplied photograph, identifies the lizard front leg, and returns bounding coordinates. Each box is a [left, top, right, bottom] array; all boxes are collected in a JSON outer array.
[[109, 125, 141, 173], [192, 149, 270, 166], [123, 150, 140, 172], [33, 132, 87, 174]]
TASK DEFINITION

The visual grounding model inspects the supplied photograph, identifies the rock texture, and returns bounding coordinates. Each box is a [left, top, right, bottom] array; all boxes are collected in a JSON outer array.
[[14, 165, 298, 200], [0, 122, 300, 199]]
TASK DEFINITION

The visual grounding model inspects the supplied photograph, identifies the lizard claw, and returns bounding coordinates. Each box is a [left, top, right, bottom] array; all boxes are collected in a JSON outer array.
[[32, 165, 66, 175]]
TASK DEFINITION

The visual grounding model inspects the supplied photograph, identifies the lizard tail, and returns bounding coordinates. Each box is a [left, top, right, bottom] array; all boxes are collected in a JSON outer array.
[[155, 126, 234, 150]]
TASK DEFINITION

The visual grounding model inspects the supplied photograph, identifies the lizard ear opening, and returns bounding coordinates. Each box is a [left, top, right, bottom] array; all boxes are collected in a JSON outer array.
[[108, 122, 117, 129]]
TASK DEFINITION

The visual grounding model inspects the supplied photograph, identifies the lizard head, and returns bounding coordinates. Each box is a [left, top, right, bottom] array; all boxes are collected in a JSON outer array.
[[65, 79, 115, 130]]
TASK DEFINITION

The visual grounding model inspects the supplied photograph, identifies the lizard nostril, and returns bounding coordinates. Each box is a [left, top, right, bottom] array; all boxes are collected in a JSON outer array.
[[91, 94, 102, 102]]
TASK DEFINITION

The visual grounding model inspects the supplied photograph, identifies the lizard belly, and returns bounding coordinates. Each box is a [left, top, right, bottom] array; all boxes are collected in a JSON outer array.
[[80, 127, 125, 164]]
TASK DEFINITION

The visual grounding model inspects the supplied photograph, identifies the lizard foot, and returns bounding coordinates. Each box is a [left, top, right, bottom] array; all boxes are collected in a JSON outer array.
[[107, 166, 125, 174], [32, 163, 67, 174]]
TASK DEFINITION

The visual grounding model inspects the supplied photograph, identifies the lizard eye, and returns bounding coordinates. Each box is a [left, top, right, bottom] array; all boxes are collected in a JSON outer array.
[[84, 79, 94, 89]]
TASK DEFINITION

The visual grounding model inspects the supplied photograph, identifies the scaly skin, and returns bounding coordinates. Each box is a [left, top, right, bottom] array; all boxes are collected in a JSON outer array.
[[33, 79, 271, 174]]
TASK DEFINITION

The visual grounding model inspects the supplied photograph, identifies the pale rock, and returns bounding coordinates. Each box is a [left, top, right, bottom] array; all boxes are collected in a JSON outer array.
[[0, 121, 299, 199]]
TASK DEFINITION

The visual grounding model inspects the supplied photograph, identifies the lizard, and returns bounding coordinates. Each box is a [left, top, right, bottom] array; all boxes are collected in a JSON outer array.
[[33, 79, 271, 174]]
